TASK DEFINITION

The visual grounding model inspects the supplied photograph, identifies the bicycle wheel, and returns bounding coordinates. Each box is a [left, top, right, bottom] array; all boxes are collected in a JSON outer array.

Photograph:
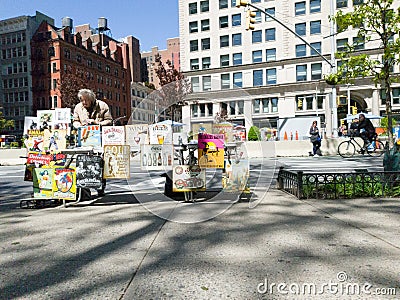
[[338, 140, 356, 158], [367, 140, 385, 157]]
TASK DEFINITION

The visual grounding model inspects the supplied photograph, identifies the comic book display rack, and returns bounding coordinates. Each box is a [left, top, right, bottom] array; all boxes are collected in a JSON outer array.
[[21, 112, 249, 207]]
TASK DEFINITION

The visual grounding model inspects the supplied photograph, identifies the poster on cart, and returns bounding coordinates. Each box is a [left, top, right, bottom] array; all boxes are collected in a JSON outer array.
[[43, 129, 67, 151], [76, 155, 103, 188], [125, 124, 149, 152], [37, 110, 55, 131], [77, 125, 101, 147], [213, 123, 234, 143], [33, 167, 54, 198], [198, 133, 225, 169], [54, 108, 71, 133], [172, 165, 206, 192], [140, 144, 174, 170], [222, 159, 249, 192], [103, 145, 130, 179], [149, 124, 172, 145], [23, 116, 39, 135], [53, 168, 76, 200], [25, 130, 44, 152], [102, 126, 125, 147]]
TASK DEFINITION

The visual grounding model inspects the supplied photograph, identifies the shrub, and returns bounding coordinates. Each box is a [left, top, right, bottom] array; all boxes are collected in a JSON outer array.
[[248, 126, 261, 141]]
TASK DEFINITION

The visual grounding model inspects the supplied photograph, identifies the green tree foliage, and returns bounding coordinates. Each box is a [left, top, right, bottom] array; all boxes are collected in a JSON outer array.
[[0, 111, 14, 133], [332, 0, 400, 147], [248, 125, 261, 141]]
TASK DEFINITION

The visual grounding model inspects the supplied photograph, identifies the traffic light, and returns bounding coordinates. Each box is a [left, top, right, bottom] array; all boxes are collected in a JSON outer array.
[[235, 0, 248, 7], [337, 95, 347, 106], [246, 9, 257, 30], [351, 106, 357, 115]]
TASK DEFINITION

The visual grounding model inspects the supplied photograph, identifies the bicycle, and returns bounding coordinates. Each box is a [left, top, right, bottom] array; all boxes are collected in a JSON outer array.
[[337, 135, 385, 158]]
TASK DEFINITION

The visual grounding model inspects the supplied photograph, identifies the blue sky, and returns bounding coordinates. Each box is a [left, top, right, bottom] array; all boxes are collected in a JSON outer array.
[[0, 0, 179, 52]]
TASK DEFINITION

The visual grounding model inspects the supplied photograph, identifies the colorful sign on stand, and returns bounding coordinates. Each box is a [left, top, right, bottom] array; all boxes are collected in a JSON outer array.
[[140, 144, 174, 171], [103, 145, 130, 179], [198, 133, 225, 168], [172, 165, 206, 192]]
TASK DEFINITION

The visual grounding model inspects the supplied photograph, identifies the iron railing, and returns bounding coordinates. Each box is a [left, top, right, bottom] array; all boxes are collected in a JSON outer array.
[[277, 167, 400, 199]]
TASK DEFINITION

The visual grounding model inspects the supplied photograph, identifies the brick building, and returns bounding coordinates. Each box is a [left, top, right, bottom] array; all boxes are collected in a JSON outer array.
[[31, 20, 131, 123]]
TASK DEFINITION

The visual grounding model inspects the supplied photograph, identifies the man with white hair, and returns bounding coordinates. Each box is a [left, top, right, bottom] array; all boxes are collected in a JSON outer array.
[[73, 89, 112, 196], [73, 89, 113, 128]]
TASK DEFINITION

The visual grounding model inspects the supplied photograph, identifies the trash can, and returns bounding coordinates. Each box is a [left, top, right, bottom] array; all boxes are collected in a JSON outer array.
[[383, 144, 400, 171]]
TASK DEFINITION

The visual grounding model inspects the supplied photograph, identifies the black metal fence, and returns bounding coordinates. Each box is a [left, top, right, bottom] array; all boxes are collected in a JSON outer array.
[[277, 167, 400, 199]]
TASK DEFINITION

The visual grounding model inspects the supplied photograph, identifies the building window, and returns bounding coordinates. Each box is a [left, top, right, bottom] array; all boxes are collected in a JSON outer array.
[[311, 63, 322, 80], [201, 19, 210, 31], [220, 54, 230, 67], [255, 11, 262, 23], [48, 46, 55, 56], [232, 13, 241, 26], [190, 59, 199, 70], [52, 62, 57, 72], [295, 23, 306, 36], [189, 21, 198, 33], [238, 101, 244, 114], [219, 0, 228, 9], [265, 7, 275, 21], [200, 0, 209, 12], [310, 20, 321, 34], [296, 44, 307, 57], [201, 38, 210, 50], [190, 40, 199, 52], [203, 76, 211, 91], [233, 53, 242, 65], [53, 79, 57, 90], [271, 98, 278, 112], [353, 0, 363, 5], [254, 99, 260, 113], [232, 33, 242, 46], [229, 101, 236, 115], [253, 70, 263, 86], [189, 2, 197, 14], [295, 2, 306, 15], [233, 72, 243, 88], [52, 96, 57, 108], [337, 0, 347, 8], [310, 42, 322, 55], [310, 0, 321, 13], [252, 50, 263, 63], [353, 36, 365, 50], [265, 28, 276, 41], [221, 74, 230, 89], [296, 65, 307, 81], [296, 95, 305, 111], [266, 48, 276, 61], [191, 77, 200, 92], [266, 68, 277, 84], [252, 30, 262, 43], [336, 38, 348, 52], [192, 104, 199, 117], [220, 16, 229, 28], [220, 35, 229, 47], [202, 57, 211, 69]]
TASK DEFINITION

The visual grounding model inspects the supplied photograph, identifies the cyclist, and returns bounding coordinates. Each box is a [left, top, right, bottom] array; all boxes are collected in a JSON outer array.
[[348, 118, 359, 137], [358, 113, 376, 150]]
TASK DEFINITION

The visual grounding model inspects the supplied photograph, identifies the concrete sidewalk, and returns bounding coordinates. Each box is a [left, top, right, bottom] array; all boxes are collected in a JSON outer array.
[[1, 187, 399, 299]]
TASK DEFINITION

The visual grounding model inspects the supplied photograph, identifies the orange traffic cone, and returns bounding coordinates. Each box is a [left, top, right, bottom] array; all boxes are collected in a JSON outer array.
[[295, 130, 299, 140], [284, 131, 288, 141]]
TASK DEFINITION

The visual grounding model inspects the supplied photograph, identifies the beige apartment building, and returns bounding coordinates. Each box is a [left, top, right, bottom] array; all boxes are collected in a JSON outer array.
[[179, 0, 400, 139], [141, 37, 180, 89]]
